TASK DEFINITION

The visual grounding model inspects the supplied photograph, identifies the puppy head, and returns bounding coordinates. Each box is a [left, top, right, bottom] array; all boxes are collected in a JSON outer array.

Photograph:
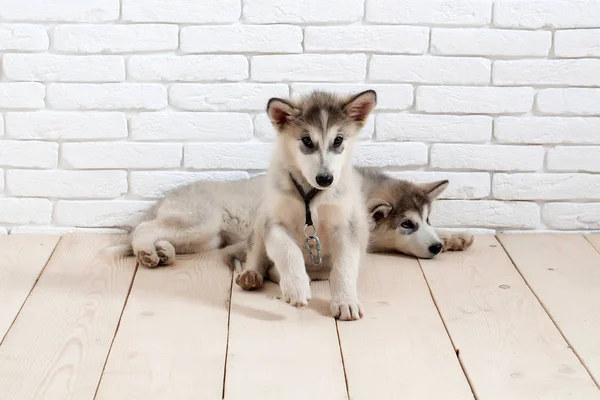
[[267, 90, 376, 190], [368, 179, 448, 259]]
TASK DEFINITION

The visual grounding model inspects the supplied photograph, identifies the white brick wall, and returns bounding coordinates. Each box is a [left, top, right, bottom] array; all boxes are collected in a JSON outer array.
[[1, 0, 599, 233]]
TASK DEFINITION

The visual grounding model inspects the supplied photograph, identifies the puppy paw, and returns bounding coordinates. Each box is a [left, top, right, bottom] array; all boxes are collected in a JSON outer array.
[[442, 233, 474, 252], [136, 249, 160, 268], [330, 299, 363, 321], [280, 275, 311, 307], [236, 270, 264, 291], [155, 240, 175, 265]]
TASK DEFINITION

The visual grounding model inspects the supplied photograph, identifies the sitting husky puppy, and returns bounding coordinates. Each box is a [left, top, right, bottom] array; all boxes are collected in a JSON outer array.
[[239, 90, 375, 320]]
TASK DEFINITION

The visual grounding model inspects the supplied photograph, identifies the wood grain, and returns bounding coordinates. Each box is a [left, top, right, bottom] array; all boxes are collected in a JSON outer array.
[[337, 254, 474, 400], [0, 235, 60, 343], [586, 235, 600, 253], [224, 280, 347, 400], [499, 234, 600, 386], [420, 235, 600, 400], [95, 250, 232, 400], [0, 233, 136, 400]]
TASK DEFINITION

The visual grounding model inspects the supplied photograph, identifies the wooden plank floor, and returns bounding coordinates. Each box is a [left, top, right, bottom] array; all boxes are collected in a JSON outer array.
[[0, 233, 599, 400]]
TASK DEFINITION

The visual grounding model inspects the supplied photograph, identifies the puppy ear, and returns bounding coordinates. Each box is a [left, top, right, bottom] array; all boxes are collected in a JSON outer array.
[[420, 180, 449, 201], [267, 98, 300, 131], [367, 199, 392, 223], [344, 90, 377, 126]]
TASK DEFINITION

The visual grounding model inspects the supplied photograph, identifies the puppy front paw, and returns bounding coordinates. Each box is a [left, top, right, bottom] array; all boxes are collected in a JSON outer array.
[[330, 299, 363, 321], [280, 274, 311, 307], [442, 232, 474, 252]]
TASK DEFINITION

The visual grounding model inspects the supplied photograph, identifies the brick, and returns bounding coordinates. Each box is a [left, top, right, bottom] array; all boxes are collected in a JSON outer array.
[[128, 55, 248, 82], [494, 1, 600, 29], [291, 84, 413, 111], [131, 171, 250, 198], [46, 83, 167, 110], [0, 115, 3, 137], [243, 0, 363, 23], [494, 117, 600, 144], [0, 141, 57, 168], [493, 59, 600, 87], [555, 29, 600, 58], [0, 24, 48, 51], [417, 86, 534, 114], [10, 226, 126, 234], [54, 200, 153, 227], [254, 114, 276, 140], [131, 112, 253, 141], [367, 0, 491, 25], [386, 171, 491, 199], [493, 173, 600, 200], [5, 112, 127, 140], [431, 200, 539, 229], [537, 89, 600, 116], [181, 25, 302, 53], [376, 114, 491, 142], [170, 83, 288, 111], [3, 54, 124, 82], [0, 0, 119, 22], [0, 198, 52, 224], [355, 143, 428, 167], [122, 0, 240, 23], [431, 28, 550, 56], [543, 203, 600, 230], [547, 146, 600, 173], [305, 26, 429, 54], [431, 144, 543, 171], [52, 24, 178, 53], [252, 54, 366, 82], [7, 170, 127, 198], [0, 83, 45, 109], [185, 142, 273, 170], [370, 55, 490, 85], [62, 143, 182, 169], [0, 168, 3, 190]]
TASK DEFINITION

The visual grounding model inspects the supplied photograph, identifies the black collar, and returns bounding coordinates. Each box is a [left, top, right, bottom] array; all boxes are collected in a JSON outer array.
[[289, 173, 321, 227]]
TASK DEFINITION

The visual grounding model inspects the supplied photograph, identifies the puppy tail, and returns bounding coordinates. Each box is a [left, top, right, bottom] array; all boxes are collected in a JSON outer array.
[[101, 242, 134, 258]]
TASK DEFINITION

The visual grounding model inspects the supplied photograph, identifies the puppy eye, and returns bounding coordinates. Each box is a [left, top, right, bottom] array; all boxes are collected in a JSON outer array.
[[400, 220, 414, 230], [332, 136, 344, 148], [301, 136, 314, 148]]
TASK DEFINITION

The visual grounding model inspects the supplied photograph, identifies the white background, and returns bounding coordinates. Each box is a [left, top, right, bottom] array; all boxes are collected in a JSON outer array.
[[1, 0, 599, 234]]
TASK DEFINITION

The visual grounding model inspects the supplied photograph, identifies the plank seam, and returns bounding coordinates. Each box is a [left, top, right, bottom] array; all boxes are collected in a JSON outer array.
[[416, 258, 480, 400], [92, 259, 140, 400], [584, 236, 600, 255], [496, 234, 600, 390], [334, 318, 351, 400], [0, 236, 63, 348], [221, 272, 235, 400]]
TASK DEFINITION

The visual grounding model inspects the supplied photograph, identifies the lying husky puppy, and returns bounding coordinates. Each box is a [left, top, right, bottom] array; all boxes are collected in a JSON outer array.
[[240, 90, 375, 320], [124, 169, 472, 270]]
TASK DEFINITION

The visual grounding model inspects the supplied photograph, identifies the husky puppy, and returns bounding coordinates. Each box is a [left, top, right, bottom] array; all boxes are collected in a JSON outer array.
[[237, 90, 376, 321], [122, 171, 472, 270]]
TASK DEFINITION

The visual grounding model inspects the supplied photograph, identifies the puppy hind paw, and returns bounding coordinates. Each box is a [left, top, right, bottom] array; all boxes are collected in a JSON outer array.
[[155, 240, 175, 265], [136, 249, 160, 268], [330, 299, 363, 321], [236, 269, 264, 291]]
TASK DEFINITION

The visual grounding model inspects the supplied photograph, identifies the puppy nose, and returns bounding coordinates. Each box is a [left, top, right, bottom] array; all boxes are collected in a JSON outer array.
[[315, 174, 334, 187], [429, 243, 443, 255]]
